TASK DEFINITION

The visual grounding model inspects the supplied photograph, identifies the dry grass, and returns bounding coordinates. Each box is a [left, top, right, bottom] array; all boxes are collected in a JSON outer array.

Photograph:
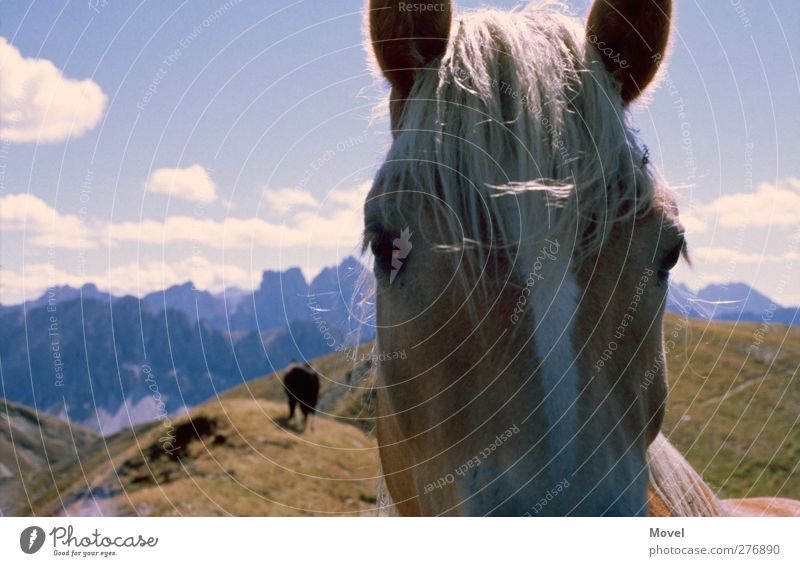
[[220, 344, 378, 434], [3, 315, 797, 516], [8, 399, 379, 516], [662, 313, 800, 499]]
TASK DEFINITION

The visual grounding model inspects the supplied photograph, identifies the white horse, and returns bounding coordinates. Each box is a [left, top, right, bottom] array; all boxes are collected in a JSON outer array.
[[363, 0, 800, 516]]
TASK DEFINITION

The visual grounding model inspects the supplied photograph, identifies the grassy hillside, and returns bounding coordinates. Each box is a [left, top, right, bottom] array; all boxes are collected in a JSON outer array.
[[0, 399, 98, 514], [9, 398, 379, 516], [661, 313, 800, 500], [225, 317, 799, 500], [2, 315, 797, 516], [220, 345, 378, 434], [2, 344, 380, 517], [0, 399, 97, 475]]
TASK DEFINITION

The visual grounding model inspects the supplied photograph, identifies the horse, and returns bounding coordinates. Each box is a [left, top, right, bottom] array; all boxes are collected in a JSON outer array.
[[282, 362, 320, 432], [362, 0, 800, 516]]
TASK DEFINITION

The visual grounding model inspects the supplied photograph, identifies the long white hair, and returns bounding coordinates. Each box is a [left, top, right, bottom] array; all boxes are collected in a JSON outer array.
[[370, 1, 655, 267]]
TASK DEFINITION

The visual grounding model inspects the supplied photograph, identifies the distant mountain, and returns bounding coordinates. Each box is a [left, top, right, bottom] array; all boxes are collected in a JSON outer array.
[[1, 256, 374, 335], [696, 283, 777, 317], [667, 281, 799, 326], [0, 283, 115, 318], [0, 283, 115, 314], [0, 298, 340, 435], [225, 258, 374, 340], [137, 257, 374, 337], [309, 256, 375, 341], [214, 286, 249, 310], [666, 282, 702, 318], [230, 267, 310, 331], [0, 257, 373, 434], [4, 272, 791, 333], [142, 282, 233, 330]]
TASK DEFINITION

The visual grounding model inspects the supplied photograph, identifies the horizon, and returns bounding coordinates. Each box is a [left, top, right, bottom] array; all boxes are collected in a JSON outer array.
[[0, 258, 792, 310], [0, 254, 369, 305]]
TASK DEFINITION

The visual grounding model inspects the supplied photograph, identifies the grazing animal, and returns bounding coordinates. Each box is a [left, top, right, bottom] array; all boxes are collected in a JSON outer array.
[[363, 0, 800, 516], [282, 362, 320, 431]]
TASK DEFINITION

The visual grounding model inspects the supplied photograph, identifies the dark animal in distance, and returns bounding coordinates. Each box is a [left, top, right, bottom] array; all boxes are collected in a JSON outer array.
[[282, 362, 320, 431]]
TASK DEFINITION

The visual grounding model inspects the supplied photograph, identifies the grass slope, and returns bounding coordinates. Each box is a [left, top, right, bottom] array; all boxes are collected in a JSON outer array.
[[220, 345, 378, 434], [3, 315, 797, 516], [661, 313, 800, 499], [225, 317, 799, 500], [0, 398, 98, 475], [0, 399, 98, 514], [12, 398, 379, 517]]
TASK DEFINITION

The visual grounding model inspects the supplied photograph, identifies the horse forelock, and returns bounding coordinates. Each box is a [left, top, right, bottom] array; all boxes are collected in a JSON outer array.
[[371, 1, 658, 275]]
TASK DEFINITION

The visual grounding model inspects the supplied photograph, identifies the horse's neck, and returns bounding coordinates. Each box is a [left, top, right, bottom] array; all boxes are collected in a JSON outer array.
[[647, 433, 723, 517]]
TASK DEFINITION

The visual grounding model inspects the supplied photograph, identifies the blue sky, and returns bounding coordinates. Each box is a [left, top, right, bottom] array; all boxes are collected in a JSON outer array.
[[1, 0, 800, 305]]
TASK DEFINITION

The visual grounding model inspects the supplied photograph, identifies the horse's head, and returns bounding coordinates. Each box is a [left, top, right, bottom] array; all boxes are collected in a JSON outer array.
[[364, 0, 682, 515]]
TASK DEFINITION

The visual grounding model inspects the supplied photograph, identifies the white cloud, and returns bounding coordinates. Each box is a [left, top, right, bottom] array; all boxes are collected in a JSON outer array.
[[0, 37, 107, 143], [100, 257, 258, 297], [328, 181, 371, 209], [107, 216, 302, 248], [677, 211, 708, 235], [693, 247, 799, 265], [106, 210, 362, 250], [0, 183, 368, 253], [685, 177, 800, 230], [263, 187, 318, 213], [0, 264, 85, 304], [0, 193, 95, 249], [0, 258, 260, 305], [0, 182, 373, 302], [109, 182, 370, 250], [146, 164, 217, 203], [707, 178, 800, 228]]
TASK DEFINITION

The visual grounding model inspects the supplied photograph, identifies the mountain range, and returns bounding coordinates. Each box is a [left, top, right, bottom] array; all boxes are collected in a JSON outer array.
[[1, 259, 796, 437], [0, 257, 373, 434], [667, 281, 799, 326]]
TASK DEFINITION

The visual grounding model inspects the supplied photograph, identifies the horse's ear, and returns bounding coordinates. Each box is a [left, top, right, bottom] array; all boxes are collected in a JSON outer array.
[[586, 0, 672, 103], [368, 0, 452, 99]]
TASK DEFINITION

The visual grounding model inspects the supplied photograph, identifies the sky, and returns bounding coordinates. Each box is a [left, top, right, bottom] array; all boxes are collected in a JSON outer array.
[[1, 0, 800, 305]]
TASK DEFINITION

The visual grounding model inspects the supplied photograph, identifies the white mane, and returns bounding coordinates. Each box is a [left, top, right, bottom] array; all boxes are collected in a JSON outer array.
[[647, 433, 722, 517], [371, 1, 656, 270]]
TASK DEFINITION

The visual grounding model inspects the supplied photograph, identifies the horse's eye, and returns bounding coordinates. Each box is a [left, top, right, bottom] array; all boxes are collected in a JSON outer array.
[[658, 237, 685, 283], [369, 230, 395, 276]]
